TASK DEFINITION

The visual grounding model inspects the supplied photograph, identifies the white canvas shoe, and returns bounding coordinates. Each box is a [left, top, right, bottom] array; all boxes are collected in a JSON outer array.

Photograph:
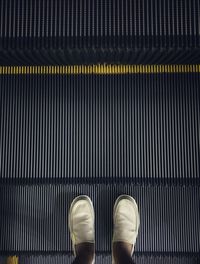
[[68, 195, 95, 260], [112, 195, 140, 262]]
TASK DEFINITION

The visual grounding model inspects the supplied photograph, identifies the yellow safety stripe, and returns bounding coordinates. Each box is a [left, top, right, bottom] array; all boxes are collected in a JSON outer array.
[[0, 65, 199, 74], [6, 256, 19, 264]]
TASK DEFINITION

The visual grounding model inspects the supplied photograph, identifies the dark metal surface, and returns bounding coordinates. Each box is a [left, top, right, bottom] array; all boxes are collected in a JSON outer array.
[[0, 0, 200, 64], [0, 1, 199, 262], [0, 184, 199, 253], [1, 254, 200, 264], [0, 73, 199, 184]]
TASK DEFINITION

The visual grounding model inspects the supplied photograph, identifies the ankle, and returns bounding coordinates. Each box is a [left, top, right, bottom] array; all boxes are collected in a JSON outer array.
[[75, 243, 95, 264], [113, 241, 133, 264]]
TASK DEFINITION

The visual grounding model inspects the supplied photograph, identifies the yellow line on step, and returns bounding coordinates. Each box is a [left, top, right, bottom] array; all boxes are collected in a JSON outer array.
[[0, 65, 200, 74], [6, 256, 19, 264]]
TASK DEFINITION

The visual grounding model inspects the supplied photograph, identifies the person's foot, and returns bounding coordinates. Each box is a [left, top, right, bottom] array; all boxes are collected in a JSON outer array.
[[112, 195, 140, 264], [69, 195, 95, 263]]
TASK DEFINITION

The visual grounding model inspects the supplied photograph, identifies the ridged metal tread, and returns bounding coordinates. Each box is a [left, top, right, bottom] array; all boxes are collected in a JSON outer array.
[[1, 49, 200, 65], [0, 0, 200, 64], [1, 254, 200, 264], [0, 73, 199, 184], [0, 184, 199, 253]]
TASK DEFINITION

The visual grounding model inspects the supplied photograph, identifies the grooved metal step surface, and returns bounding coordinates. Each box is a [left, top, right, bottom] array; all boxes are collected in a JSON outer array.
[[0, 184, 199, 253], [0, 73, 199, 184], [0, 0, 200, 64], [1, 255, 200, 264]]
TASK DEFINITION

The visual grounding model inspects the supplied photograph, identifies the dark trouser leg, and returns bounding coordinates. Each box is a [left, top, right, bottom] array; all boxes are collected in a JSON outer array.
[[72, 255, 92, 264], [72, 243, 94, 264], [114, 254, 135, 264], [113, 242, 135, 264]]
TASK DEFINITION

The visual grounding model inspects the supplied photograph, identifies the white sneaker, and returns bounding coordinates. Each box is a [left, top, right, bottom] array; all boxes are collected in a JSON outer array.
[[68, 195, 95, 258], [112, 195, 140, 261]]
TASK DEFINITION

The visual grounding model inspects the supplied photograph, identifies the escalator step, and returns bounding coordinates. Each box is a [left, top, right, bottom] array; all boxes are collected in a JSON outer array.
[[0, 0, 200, 64], [0, 72, 199, 184], [0, 184, 199, 253], [1, 254, 200, 264]]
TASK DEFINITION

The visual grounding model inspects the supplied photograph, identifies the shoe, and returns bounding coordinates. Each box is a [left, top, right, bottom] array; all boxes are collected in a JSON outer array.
[[68, 195, 95, 259], [112, 195, 140, 262]]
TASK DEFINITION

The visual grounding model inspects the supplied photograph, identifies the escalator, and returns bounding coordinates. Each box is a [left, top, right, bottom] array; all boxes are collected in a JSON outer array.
[[0, 1, 200, 264]]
